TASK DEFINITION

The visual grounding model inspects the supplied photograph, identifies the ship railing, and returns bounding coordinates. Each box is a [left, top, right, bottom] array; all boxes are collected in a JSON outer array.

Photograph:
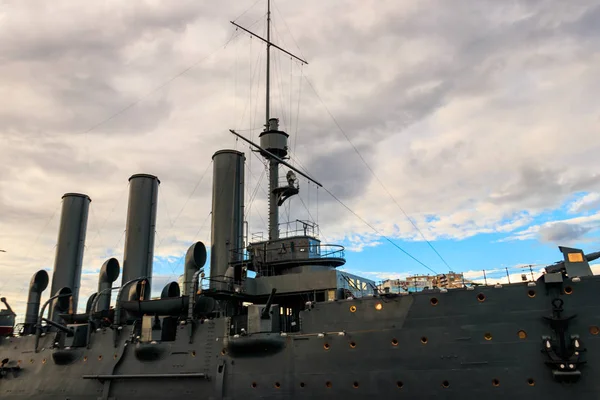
[[230, 243, 345, 267], [249, 220, 320, 242]]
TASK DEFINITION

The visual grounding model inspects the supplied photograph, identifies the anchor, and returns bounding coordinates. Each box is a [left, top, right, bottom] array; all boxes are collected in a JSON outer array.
[[541, 298, 586, 383]]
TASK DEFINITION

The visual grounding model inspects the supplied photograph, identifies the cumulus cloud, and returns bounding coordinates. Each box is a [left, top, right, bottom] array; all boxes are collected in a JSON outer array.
[[1, 0, 600, 317]]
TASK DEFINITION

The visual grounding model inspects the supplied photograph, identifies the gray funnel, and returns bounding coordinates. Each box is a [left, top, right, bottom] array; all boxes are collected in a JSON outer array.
[[24, 270, 49, 333], [121, 174, 159, 300], [210, 150, 245, 291], [49, 193, 91, 321]]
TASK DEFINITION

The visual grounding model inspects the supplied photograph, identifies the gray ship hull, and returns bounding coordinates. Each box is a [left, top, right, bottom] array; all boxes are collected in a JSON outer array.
[[1, 276, 598, 399]]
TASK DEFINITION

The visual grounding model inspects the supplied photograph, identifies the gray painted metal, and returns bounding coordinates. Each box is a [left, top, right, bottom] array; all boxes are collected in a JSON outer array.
[[182, 241, 207, 295], [210, 150, 244, 291], [3, 276, 600, 399], [97, 258, 120, 312], [259, 118, 289, 241], [122, 174, 159, 300], [24, 270, 49, 329], [49, 193, 91, 321]]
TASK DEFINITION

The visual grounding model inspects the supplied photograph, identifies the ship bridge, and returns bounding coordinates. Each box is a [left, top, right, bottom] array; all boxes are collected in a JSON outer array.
[[236, 220, 346, 276]]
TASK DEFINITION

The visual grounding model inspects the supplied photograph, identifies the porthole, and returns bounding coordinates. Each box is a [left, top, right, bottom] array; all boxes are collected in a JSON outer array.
[[191, 351, 196, 357], [564, 286, 573, 295], [350, 305, 357, 313], [42, 358, 46, 364], [397, 381, 404, 388], [527, 378, 535, 386], [484, 332, 493, 341], [326, 381, 332, 388], [420, 336, 428, 344], [299, 382, 305, 388], [251, 382, 257, 388], [113, 354, 118, 360], [98, 355, 103, 361], [391, 338, 399, 346], [518, 330, 528, 339], [492, 378, 500, 387], [274, 382, 281, 389], [477, 293, 486, 302], [527, 289, 536, 298], [590, 326, 600, 335], [349, 341, 356, 349], [375, 303, 383, 311], [83, 356, 87, 362], [430, 297, 439, 306], [353, 381, 359, 388], [323, 343, 330, 350], [442, 380, 450, 388], [221, 348, 227, 356]]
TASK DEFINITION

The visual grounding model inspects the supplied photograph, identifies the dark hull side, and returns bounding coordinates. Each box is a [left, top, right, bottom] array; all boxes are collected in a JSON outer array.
[[1, 275, 599, 399]]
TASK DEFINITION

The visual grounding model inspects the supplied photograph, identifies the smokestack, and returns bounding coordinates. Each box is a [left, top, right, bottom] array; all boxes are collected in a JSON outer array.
[[96, 258, 120, 312], [24, 270, 49, 334], [210, 150, 245, 291], [182, 241, 207, 295], [121, 174, 159, 300], [49, 193, 91, 320]]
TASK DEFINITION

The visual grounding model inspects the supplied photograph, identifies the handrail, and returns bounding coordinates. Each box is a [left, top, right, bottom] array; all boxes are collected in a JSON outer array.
[[34, 291, 73, 352], [231, 243, 345, 262], [87, 286, 120, 349], [112, 277, 148, 348]]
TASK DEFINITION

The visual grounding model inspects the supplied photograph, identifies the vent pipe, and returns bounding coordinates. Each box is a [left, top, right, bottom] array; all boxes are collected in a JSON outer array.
[[24, 270, 49, 333], [210, 150, 245, 291], [96, 258, 120, 312], [49, 193, 91, 321], [182, 241, 207, 296], [121, 174, 159, 300]]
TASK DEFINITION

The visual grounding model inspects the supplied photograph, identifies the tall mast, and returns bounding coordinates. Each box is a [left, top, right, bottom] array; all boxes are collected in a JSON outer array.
[[265, 1, 278, 240], [230, 2, 309, 242], [266, 0, 271, 127]]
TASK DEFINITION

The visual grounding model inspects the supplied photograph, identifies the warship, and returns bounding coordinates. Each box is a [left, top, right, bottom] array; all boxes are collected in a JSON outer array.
[[2, 3, 600, 399]]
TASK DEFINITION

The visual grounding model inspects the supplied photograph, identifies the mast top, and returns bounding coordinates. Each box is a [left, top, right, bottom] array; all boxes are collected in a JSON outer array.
[[229, 1, 310, 241]]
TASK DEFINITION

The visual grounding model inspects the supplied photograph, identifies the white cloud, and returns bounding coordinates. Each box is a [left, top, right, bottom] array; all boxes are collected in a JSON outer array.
[[569, 193, 600, 213], [503, 212, 600, 242]]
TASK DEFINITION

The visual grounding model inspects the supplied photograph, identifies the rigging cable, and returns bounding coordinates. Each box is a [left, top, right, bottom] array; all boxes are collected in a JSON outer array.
[[155, 159, 213, 250], [303, 75, 451, 271], [321, 186, 437, 275]]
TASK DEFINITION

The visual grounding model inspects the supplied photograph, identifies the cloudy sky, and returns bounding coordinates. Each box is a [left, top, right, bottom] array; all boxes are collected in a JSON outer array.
[[1, 0, 599, 318]]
